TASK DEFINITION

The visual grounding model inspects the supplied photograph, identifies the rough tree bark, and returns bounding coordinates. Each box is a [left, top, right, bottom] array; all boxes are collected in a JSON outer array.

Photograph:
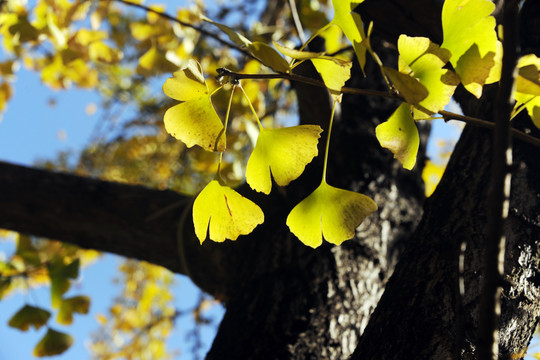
[[0, 0, 539, 359]]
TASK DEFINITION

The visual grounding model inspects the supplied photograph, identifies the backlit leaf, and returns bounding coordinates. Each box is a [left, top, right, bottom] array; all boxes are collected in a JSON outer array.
[[396, 35, 460, 119], [8, 305, 51, 331], [48, 258, 80, 309], [163, 60, 207, 101], [286, 180, 377, 248], [375, 103, 419, 170], [136, 46, 178, 76], [202, 16, 289, 72], [247, 42, 290, 73], [34, 328, 73, 357], [330, 0, 367, 70], [88, 42, 123, 64], [163, 60, 226, 152], [246, 125, 323, 194], [422, 160, 446, 197], [384, 67, 429, 105], [57, 296, 91, 325], [515, 54, 540, 128], [273, 42, 325, 60], [441, 0, 500, 98], [311, 58, 352, 97], [192, 178, 264, 243], [163, 97, 226, 152]]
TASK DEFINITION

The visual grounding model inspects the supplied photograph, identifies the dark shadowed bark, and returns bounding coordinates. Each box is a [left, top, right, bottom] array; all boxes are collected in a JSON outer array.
[[1, 0, 539, 359]]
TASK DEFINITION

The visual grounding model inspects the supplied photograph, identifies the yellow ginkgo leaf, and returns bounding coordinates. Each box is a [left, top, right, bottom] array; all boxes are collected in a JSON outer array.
[[163, 60, 226, 152], [136, 46, 178, 76], [33, 328, 73, 357], [163, 96, 226, 152], [247, 42, 290, 73], [330, 0, 367, 70], [396, 35, 460, 119], [192, 178, 264, 243], [246, 125, 323, 194], [286, 180, 377, 248], [57, 296, 90, 325], [311, 58, 352, 98], [515, 54, 540, 129], [163, 59, 208, 101], [88, 42, 123, 64], [375, 103, 419, 170], [441, 0, 500, 98], [8, 305, 51, 331], [384, 67, 429, 105], [273, 42, 325, 60]]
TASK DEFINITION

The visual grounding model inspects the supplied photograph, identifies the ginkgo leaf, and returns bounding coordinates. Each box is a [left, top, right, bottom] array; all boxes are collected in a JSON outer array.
[[8, 305, 51, 331], [311, 58, 352, 97], [396, 35, 460, 119], [136, 46, 178, 76], [33, 328, 74, 357], [441, 0, 500, 98], [247, 42, 290, 73], [286, 180, 377, 248], [202, 16, 289, 73], [57, 296, 91, 325], [164, 97, 226, 152], [384, 67, 429, 105], [330, 0, 367, 70], [375, 103, 419, 170], [273, 42, 325, 60], [200, 15, 251, 48], [163, 60, 208, 101], [192, 178, 264, 243], [422, 160, 446, 197], [88, 42, 123, 64], [246, 125, 323, 194], [515, 54, 540, 128], [48, 258, 80, 309], [163, 60, 226, 152]]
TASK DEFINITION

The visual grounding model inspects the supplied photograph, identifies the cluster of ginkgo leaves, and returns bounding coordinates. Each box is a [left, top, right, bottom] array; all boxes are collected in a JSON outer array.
[[0, 233, 95, 356], [162, 0, 540, 247]]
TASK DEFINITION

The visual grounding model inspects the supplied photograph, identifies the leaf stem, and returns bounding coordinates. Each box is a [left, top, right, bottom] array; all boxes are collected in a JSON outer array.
[[322, 98, 339, 183], [238, 83, 263, 130], [216, 84, 237, 176]]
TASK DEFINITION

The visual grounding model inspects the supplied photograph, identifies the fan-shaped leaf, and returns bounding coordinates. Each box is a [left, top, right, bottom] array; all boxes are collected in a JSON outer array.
[[441, 0, 501, 98], [163, 97, 225, 152], [311, 58, 352, 97], [286, 181, 377, 248], [515, 54, 540, 128], [8, 305, 51, 331], [375, 103, 419, 170], [33, 328, 73, 357], [330, 0, 367, 70], [396, 35, 459, 119], [193, 179, 264, 243], [246, 125, 323, 194], [57, 296, 91, 325]]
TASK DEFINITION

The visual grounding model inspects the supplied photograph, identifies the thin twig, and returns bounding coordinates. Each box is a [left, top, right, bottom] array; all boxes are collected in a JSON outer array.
[[478, 1, 519, 359], [107, 0, 253, 58], [288, 0, 306, 44], [217, 68, 540, 147]]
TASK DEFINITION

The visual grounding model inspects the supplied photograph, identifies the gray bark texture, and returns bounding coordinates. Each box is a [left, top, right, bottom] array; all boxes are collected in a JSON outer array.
[[0, 0, 539, 359]]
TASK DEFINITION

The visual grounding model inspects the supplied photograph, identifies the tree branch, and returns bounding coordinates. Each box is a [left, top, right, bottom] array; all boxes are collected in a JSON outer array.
[[0, 161, 189, 274], [217, 68, 540, 147], [108, 0, 254, 58]]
